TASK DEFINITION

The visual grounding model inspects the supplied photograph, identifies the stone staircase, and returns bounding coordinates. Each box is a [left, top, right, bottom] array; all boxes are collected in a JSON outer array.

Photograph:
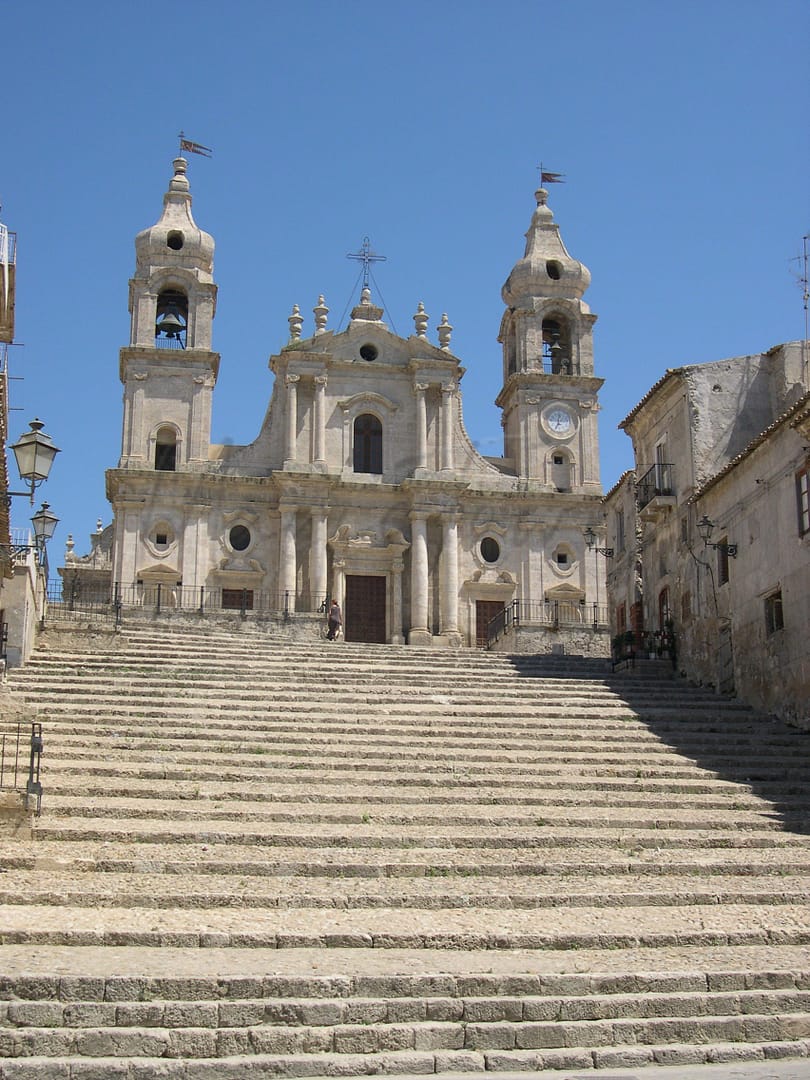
[[1, 619, 809, 1077]]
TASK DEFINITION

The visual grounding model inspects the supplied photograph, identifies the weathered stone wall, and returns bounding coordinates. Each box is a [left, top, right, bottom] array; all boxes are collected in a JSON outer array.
[[489, 622, 610, 657]]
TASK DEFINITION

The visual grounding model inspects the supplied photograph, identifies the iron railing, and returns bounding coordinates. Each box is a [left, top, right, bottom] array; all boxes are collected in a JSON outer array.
[[611, 628, 677, 670], [46, 579, 329, 625], [487, 598, 610, 646], [0, 721, 43, 815], [636, 463, 675, 510]]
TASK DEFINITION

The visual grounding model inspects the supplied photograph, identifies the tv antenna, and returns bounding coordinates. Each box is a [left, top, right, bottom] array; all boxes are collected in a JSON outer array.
[[790, 235, 809, 381]]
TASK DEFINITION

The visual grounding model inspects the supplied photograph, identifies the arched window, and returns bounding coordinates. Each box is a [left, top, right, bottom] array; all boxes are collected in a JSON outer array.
[[155, 427, 177, 472], [353, 413, 382, 474], [551, 449, 572, 492], [155, 289, 188, 349], [542, 317, 572, 374]]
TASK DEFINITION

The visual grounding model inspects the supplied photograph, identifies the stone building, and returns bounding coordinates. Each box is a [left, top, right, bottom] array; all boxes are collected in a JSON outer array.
[[101, 156, 609, 650], [606, 345, 809, 726]]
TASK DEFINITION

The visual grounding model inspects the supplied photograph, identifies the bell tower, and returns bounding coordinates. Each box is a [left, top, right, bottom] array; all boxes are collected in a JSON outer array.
[[118, 156, 219, 471], [495, 187, 602, 492]]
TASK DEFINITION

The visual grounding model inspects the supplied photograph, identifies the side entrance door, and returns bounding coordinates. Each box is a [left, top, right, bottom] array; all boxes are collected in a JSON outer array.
[[475, 599, 504, 648], [345, 575, 387, 643]]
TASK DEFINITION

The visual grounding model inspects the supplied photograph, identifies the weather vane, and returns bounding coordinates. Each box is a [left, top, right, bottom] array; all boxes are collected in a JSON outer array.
[[347, 237, 387, 290], [537, 163, 565, 185], [178, 131, 213, 158]]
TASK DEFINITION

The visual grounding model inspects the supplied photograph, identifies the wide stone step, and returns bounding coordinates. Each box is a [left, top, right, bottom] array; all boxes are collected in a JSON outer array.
[[7, 840, 808, 876], [2, 902, 809, 950], [4, 869, 810, 910], [26, 816, 808, 851], [3, 1012, 810, 1058], [39, 795, 786, 831]]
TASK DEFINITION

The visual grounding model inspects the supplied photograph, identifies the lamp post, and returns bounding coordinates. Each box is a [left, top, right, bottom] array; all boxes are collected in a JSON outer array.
[[696, 515, 737, 558], [583, 527, 613, 629], [9, 419, 61, 504]]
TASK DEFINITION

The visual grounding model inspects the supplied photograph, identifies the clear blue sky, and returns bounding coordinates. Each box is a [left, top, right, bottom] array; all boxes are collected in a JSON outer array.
[[3, 0, 808, 560]]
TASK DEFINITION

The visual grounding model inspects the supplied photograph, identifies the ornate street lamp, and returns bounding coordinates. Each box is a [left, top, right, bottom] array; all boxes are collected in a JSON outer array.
[[9, 418, 61, 504]]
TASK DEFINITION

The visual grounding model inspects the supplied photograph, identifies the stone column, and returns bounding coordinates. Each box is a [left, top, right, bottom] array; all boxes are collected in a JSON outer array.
[[441, 383, 455, 471], [409, 511, 431, 645], [313, 375, 327, 465], [310, 507, 328, 610], [279, 506, 297, 611], [332, 557, 346, 610], [285, 375, 299, 465], [415, 383, 428, 471], [440, 515, 461, 645], [391, 558, 405, 644]]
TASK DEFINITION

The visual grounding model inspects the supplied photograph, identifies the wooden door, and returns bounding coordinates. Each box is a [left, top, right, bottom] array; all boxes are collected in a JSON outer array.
[[475, 600, 504, 648], [345, 575, 387, 643]]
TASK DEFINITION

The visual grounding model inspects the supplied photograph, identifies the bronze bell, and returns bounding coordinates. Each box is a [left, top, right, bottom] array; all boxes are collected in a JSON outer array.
[[155, 307, 185, 338]]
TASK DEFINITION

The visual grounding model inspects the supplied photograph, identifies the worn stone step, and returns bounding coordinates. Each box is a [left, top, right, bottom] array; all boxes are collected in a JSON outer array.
[[38, 795, 786, 831], [3, 869, 809, 910], [25, 817, 808, 852], [2, 902, 809, 950], [6, 844, 808, 880]]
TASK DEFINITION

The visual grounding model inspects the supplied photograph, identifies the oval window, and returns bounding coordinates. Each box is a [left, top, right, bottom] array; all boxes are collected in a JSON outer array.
[[546, 260, 562, 280], [167, 231, 184, 251], [229, 525, 251, 551], [359, 343, 378, 362], [481, 537, 500, 563]]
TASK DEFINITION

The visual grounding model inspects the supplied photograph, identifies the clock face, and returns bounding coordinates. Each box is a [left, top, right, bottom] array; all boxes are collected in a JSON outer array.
[[546, 408, 572, 435]]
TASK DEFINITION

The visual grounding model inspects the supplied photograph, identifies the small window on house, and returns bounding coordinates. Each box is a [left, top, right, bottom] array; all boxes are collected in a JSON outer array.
[[359, 343, 378, 362], [546, 260, 562, 280], [353, 413, 383, 474], [155, 428, 177, 471], [556, 552, 568, 567], [155, 533, 168, 548], [229, 525, 251, 551], [764, 590, 784, 635], [797, 464, 810, 536], [718, 539, 730, 586], [480, 537, 500, 563], [553, 454, 564, 465], [166, 231, 184, 251], [615, 509, 626, 552]]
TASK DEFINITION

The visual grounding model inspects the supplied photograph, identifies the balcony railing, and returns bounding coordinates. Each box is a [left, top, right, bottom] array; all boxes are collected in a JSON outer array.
[[487, 598, 609, 646], [636, 463, 675, 510]]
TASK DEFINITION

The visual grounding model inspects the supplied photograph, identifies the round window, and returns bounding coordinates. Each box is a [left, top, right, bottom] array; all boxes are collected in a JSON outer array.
[[229, 525, 251, 551], [167, 231, 184, 251], [480, 537, 500, 563], [546, 260, 562, 280], [359, 343, 378, 362]]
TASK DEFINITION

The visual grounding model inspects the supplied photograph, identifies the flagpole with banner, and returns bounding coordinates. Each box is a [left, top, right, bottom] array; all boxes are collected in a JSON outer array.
[[178, 131, 213, 158]]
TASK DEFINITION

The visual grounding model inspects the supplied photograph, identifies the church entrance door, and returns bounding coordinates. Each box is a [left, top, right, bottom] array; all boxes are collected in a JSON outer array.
[[475, 600, 504, 648], [345, 575, 387, 643]]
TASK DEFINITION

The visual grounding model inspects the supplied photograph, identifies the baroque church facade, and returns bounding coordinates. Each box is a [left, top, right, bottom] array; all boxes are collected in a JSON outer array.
[[103, 156, 607, 648]]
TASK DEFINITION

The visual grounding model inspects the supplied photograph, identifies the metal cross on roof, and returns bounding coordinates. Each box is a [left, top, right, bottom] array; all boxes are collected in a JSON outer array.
[[346, 236, 387, 289]]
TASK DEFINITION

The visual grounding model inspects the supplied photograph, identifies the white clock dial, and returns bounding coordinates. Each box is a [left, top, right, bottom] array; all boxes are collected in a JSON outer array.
[[547, 408, 572, 434]]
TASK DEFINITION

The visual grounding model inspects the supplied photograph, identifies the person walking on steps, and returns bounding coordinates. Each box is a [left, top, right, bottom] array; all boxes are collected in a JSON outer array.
[[327, 599, 342, 641]]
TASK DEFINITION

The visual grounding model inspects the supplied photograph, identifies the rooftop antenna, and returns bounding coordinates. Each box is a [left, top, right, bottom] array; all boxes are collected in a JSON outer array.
[[791, 234, 809, 384]]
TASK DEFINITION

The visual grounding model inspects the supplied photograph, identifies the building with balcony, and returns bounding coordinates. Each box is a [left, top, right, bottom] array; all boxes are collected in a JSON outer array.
[[606, 344, 809, 726]]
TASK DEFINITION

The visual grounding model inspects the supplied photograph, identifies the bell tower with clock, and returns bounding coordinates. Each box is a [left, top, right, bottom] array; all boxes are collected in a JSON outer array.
[[496, 185, 603, 492]]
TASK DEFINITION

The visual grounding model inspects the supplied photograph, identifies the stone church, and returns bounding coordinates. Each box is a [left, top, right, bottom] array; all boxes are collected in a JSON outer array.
[[102, 156, 607, 647]]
